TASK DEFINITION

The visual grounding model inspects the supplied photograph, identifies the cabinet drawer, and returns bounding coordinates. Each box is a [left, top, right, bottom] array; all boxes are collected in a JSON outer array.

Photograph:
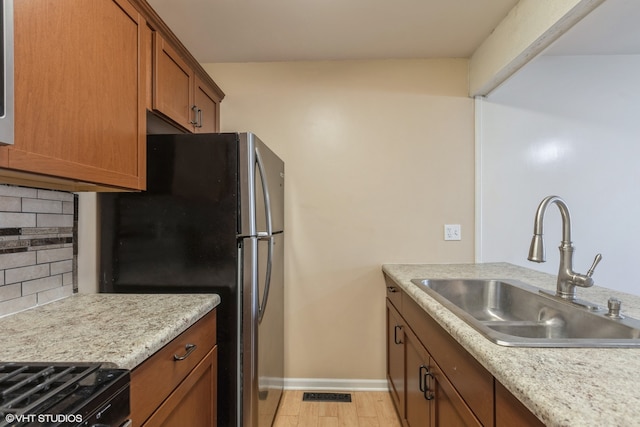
[[384, 275, 403, 310], [143, 346, 217, 427], [131, 309, 217, 425], [402, 292, 494, 427]]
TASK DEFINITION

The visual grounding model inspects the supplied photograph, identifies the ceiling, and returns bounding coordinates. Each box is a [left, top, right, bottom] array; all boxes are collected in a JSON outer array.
[[145, 0, 640, 73], [543, 0, 640, 56], [146, 0, 519, 63]]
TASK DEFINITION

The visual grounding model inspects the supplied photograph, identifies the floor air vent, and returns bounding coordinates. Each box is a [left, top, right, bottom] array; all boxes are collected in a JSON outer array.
[[302, 392, 352, 403]]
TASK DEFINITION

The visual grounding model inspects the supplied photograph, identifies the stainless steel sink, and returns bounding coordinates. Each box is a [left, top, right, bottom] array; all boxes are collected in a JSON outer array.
[[410, 278, 640, 347]]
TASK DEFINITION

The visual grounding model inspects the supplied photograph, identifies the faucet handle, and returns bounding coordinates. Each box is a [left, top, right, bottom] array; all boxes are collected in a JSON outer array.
[[586, 253, 603, 277]]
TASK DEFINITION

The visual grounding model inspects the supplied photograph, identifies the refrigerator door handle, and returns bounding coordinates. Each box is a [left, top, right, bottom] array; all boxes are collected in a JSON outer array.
[[258, 235, 274, 324], [256, 146, 274, 323], [255, 147, 273, 236]]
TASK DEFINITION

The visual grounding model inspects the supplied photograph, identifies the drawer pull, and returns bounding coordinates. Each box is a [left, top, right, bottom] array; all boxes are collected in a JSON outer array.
[[387, 286, 398, 293], [173, 343, 197, 361]]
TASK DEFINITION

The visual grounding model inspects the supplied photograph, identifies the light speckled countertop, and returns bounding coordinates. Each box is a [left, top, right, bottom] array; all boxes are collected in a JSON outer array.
[[382, 263, 640, 427], [0, 293, 220, 370]]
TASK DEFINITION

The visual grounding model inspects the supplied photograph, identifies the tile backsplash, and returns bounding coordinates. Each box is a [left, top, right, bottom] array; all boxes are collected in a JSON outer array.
[[0, 185, 77, 317]]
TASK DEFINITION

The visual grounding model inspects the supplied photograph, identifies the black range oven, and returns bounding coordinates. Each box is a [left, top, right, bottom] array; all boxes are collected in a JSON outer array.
[[0, 363, 130, 427]]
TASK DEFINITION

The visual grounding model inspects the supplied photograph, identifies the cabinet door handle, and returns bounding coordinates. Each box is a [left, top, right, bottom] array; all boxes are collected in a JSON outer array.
[[196, 107, 203, 128], [173, 343, 197, 361], [387, 286, 398, 293], [394, 325, 403, 344], [419, 365, 428, 392], [419, 365, 435, 400], [190, 105, 199, 125]]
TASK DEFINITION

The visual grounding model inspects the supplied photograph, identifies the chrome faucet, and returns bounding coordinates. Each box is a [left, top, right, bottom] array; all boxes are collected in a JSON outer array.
[[528, 195, 602, 306]]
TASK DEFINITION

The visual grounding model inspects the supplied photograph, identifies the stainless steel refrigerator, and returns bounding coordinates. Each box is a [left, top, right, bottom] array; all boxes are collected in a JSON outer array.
[[99, 132, 284, 427]]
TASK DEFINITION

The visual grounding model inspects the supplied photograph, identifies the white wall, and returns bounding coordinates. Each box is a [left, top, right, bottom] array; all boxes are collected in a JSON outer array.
[[478, 54, 640, 295]]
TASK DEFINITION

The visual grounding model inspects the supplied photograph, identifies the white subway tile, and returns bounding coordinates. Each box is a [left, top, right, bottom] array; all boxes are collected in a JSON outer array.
[[22, 275, 62, 296], [36, 214, 73, 228], [36, 189, 74, 202], [51, 260, 73, 275], [0, 186, 37, 198], [37, 285, 73, 305], [62, 201, 74, 214], [22, 198, 62, 214], [5, 264, 50, 285], [0, 284, 21, 301], [0, 212, 36, 228], [0, 196, 22, 212], [36, 247, 73, 264], [0, 295, 37, 317], [0, 252, 37, 270]]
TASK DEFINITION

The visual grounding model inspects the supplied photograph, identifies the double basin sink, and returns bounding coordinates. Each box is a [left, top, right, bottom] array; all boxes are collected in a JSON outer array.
[[410, 278, 640, 347]]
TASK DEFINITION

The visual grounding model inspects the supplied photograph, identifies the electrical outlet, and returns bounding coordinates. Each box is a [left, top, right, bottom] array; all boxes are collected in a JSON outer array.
[[444, 224, 461, 241]]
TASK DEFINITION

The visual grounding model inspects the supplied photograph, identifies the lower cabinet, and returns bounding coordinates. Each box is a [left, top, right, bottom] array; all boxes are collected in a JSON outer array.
[[495, 381, 545, 427], [131, 309, 217, 427], [404, 324, 432, 426], [395, 301, 482, 427], [385, 280, 542, 427], [386, 299, 405, 418], [143, 347, 217, 426]]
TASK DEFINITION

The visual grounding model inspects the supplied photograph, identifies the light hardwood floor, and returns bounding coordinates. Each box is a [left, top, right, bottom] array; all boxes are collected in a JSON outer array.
[[273, 390, 402, 427]]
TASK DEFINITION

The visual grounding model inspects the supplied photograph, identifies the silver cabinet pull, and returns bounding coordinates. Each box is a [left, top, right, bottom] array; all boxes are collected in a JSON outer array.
[[190, 105, 203, 128], [190, 105, 199, 125], [173, 343, 197, 361], [196, 107, 203, 128]]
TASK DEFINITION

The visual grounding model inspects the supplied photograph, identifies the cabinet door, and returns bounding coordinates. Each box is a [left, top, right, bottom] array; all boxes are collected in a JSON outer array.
[[152, 32, 194, 130], [143, 346, 217, 427], [495, 381, 544, 427], [194, 75, 220, 133], [402, 292, 494, 426], [430, 360, 482, 427], [405, 327, 431, 427], [386, 299, 405, 419], [4, 0, 146, 190], [131, 310, 217, 425]]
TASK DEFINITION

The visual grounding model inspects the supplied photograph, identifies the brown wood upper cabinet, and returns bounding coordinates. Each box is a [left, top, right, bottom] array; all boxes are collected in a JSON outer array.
[[0, 0, 224, 191], [152, 32, 221, 133], [0, 0, 147, 191]]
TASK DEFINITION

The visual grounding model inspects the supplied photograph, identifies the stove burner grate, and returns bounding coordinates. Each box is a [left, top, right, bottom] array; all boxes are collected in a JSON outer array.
[[0, 363, 100, 418]]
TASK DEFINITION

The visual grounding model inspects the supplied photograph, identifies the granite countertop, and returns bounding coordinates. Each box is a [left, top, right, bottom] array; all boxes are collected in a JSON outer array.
[[0, 293, 220, 370], [382, 262, 640, 427]]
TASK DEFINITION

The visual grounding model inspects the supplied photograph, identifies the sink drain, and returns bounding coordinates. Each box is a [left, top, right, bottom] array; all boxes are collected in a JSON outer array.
[[302, 392, 352, 402]]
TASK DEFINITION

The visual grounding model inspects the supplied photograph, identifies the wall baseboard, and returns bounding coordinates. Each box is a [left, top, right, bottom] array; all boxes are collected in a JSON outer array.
[[284, 378, 388, 392]]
